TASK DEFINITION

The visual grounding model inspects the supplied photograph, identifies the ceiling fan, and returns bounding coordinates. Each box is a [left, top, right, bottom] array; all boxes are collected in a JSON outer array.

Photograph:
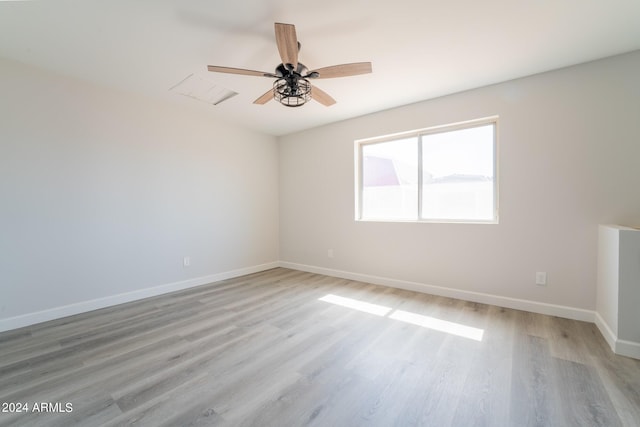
[[207, 23, 372, 107]]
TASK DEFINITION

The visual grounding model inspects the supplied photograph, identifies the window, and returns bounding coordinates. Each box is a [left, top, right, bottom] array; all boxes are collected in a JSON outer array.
[[356, 117, 498, 223]]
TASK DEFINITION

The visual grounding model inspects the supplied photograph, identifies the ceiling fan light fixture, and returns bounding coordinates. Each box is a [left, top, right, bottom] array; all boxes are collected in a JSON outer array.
[[273, 78, 311, 107]]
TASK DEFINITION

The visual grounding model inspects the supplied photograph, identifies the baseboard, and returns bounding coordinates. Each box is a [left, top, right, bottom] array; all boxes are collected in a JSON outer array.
[[278, 261, 595, 322], [595, 312, 640, 360], [594, 312, 618, 351], [0, 262, 279, 333], [615, 340, 640, 360]]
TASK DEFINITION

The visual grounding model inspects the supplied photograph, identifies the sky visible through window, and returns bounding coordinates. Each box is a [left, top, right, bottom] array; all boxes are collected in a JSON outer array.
[[422, 125, 494, 179]]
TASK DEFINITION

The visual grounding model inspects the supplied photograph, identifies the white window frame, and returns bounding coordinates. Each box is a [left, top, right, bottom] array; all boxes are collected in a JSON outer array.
[[355, 116, 499, 224]]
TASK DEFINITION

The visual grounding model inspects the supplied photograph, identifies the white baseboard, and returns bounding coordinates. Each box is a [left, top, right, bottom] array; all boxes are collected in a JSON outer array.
[[595, 312, 640, 360], [0, 262, 279, 333], [615, 339, 640, 360], [594, 312, 618, 351], [278, 261, 595, 322]]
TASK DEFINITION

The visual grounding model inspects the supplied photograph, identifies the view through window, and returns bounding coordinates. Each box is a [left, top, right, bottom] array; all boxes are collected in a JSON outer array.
[[357, 118, 497, 223]]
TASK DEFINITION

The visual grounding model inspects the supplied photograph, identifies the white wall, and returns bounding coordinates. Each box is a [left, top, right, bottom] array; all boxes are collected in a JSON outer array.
[[0, 58, 279, 329], [597, 225, 620, 336], [596, 224, 640, 359], [279, 51, 640, 313], [618, 228, 640, 344]]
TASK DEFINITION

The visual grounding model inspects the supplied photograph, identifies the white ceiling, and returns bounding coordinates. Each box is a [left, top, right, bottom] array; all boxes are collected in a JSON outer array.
[[1, 0, 639, 136]]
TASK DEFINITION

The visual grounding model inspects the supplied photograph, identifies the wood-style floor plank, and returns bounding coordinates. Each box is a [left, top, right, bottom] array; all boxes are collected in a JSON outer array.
[[1, 267, 639, 427]]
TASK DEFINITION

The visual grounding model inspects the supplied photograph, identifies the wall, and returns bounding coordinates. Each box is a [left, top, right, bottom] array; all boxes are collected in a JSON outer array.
[[618, 228, 640, 344], [279, 51, 640, 316], [597, 225, 620, 336], [0, 58, 279, 330], [596, 225, 640, 359]]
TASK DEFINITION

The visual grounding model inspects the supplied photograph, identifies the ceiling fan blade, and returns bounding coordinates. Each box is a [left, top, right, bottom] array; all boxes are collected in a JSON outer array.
[[274, 23, 298, 69], [253, 88, 274, 105], [207, 65, 274, 77], [311, 62, 372, 79], [311, 85, 336, 106]]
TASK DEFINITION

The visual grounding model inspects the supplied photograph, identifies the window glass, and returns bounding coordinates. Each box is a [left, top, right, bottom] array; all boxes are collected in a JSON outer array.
[[421, 124, 495, 221], [361, 137, 418, 220], [357, 118, 497, 223]]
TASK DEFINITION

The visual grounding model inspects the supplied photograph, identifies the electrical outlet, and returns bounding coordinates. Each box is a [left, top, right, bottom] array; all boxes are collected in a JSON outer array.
[[535, 272, 547, 286], [327, 249, 334, 259], [183, 256, 190, 267]]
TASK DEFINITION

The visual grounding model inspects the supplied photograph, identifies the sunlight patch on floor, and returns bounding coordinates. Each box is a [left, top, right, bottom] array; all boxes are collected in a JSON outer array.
[[389, 309, 484, 341], [318, 294, 392, 316], [318, 294, 484, 341]]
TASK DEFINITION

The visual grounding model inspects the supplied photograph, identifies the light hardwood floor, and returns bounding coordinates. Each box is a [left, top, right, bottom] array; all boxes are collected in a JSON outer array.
[[1, 268, 639, 426]]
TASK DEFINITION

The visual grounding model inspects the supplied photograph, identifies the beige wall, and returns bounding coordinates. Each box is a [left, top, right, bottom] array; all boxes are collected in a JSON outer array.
[[0, 58, 279, 326], [279, 51, 640, 312], [596, 225, 640, 358]]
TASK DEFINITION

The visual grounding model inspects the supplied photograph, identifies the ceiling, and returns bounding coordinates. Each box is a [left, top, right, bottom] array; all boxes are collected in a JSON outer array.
[[1, 0, 639, 136]]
